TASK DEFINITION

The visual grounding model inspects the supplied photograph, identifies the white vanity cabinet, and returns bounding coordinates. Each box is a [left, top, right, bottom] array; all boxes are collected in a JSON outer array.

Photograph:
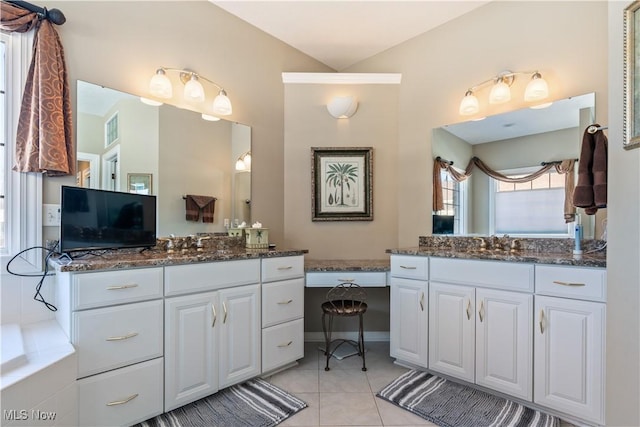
[[389, 255, 429, 367], [427, 258, 534, 401], [261, 255, 305, 373], [163, 259, 261, 411], [533, 265, 606, 425], [56, 267, 165, 427]]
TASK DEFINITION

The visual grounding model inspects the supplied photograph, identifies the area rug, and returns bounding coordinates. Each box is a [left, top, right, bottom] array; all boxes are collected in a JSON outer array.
[[377, 370, 559, 427], [134, 378, 307, 427]]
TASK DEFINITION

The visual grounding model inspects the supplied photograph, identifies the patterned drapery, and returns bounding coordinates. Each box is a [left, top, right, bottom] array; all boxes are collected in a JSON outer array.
[[1, 1, 73, 176]]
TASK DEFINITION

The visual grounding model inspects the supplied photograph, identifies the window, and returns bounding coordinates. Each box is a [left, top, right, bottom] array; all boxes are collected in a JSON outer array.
[[433, 170, 464, 234], [104, 111, 119, 147], [1, 30, 42, 271], [492, 168, 569, 236]]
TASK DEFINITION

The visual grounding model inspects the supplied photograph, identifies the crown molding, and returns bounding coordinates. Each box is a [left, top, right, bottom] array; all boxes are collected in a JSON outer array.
[[282, 72, 401, 85]]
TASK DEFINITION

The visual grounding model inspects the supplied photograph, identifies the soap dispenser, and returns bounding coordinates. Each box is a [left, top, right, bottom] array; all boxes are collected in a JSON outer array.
[[573, 214, 583, 255]]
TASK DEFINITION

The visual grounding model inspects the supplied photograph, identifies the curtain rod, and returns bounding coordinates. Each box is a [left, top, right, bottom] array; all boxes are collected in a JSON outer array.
[[5, 0, 66, 25], [540, 159, 578, 166], [435, 156, 454, 166]]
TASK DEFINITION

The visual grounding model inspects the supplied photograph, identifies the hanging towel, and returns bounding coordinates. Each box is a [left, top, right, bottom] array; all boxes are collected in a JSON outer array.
[[573, 125, 608, 215], [185, 195, 217, 223]]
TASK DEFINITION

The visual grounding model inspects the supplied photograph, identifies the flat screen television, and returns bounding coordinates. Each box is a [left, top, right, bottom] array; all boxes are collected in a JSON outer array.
[[432, 214, 455, 235], [59, 186, 157, 253]]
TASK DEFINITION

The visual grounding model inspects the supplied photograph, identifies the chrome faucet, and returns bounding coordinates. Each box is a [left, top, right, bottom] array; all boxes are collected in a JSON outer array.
[[473, 237, 487, 251]]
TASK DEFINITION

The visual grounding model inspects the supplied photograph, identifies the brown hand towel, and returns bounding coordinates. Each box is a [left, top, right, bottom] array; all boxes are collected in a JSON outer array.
[[573, 127, 595, 209], [573, 125, 607, 215], [185, 195, 216, 222], [592, 130, 608, 208]]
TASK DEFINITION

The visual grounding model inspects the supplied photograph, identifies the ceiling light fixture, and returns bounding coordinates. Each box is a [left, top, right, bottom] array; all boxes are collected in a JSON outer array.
[[148, 67, 233, 116], [459, 70, 550, 116]]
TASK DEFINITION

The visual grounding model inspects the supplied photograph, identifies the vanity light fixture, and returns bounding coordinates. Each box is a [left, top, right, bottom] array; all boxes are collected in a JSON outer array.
[[148, 67, 233, 116], [327, 96, 358, 119], [459, 70, 550, 116], [235, 151, 252, 171]]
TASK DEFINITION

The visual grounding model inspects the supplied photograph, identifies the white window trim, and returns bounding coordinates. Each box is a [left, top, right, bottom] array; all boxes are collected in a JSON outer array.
[[1, 31, 43, 273]]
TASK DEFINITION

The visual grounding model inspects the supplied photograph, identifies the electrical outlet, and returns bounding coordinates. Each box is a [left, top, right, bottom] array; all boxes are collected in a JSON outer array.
[[43, 204, 61, 226]]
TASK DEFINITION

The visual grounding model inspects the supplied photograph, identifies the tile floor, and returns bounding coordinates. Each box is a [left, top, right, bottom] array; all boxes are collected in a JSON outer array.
[[266, 341, 575, 427], [265, 341, 435, 426]]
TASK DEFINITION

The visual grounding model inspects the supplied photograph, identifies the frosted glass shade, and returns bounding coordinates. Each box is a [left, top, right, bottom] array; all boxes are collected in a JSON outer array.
[[184, 75, 205, 102], [235, 159, 247, 171], [524, 74, 549, 102], [149, 70, 172, 99], [489, 80, 511, 104], [327, 96, 358, 118], [459, 91, 479, 115], [213, 90, 233, 116]]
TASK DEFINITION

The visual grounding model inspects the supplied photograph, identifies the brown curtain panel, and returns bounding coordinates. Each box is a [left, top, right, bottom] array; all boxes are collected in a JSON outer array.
[[433, 156, 576, 223], [1, 2, 74, 176]]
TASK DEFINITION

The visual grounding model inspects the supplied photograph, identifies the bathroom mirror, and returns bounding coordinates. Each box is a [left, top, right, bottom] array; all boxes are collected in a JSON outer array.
[[76, 80, 251, 236], [432, 92, 596, 237]]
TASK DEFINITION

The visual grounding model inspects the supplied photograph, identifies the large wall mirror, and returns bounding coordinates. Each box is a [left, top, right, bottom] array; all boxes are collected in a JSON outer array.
[[432, 92, 597, 238], [76, 80, 251, 237]]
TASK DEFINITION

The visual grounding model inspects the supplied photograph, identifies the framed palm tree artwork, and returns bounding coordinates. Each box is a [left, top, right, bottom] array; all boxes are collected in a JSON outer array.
[[311, 147, 373, 221]]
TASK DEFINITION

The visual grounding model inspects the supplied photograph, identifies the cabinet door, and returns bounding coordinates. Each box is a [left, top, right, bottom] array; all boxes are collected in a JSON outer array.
[[219, 284, 261, 388], [389, 277, 427, 367], [164, 291, 219, 411], [428, 282, 475, 382], [534, 296, 605, 425], [476, 289, 532, 401]]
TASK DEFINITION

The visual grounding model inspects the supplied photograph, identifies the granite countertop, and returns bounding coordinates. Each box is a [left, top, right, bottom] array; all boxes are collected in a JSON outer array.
[[305, 259, 390, 272], [386, 247, 606, 268], [51, 247, 309, 273]]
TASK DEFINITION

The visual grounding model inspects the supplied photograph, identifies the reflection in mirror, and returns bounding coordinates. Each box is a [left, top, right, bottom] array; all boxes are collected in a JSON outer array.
[[76, 81, 251, 236], [433, 93, 596, 238]]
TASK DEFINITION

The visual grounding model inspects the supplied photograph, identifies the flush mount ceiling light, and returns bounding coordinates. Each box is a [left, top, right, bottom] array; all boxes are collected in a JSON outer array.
[[148, 67, 233, 116], [459, 70, 550, 116], [327, 96, 358, 119]]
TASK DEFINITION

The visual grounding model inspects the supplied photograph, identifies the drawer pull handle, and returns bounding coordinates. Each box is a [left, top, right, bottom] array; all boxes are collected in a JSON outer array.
[[277, 266, 293, 270], [106, 393, 138, 406], [211, 304, 217, 328], [400, 265, 417, 270], [106, 283, 138, 290], [479, 300, 485, 322], [338, 278, 354, 282], [419, 292, 424, 311], [106, 332, 138, 341], [223, 302, 228, 324], [466, 300, 472, 320], [278, 299, 293, 305], [539, 310, 545, 334], [553, 280, 586, 287], [278, 341, 293, 348]]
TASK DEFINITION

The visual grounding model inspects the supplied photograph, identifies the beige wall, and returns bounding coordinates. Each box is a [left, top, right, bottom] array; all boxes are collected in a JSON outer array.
[[41, 0, 333, 244], [346, 1, 608, 246]]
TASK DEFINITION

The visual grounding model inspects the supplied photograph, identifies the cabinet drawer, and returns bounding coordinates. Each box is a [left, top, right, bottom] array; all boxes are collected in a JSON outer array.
[[535, 265, 606, 302], [262, 318, 304, 373], [263, 278, 304, 327], [78, 357, 163, 427], [72, 268, 163, 310], [262, 256, 304, 282], [390, 255, 429, 280], [430, 257, 534, 292], [305, 271, 387, 288], [73, 299, 163, 378], [165, 259, 260, 296]]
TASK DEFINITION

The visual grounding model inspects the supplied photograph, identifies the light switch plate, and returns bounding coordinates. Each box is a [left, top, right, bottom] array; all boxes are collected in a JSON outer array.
[[43, 204, 61, 226]]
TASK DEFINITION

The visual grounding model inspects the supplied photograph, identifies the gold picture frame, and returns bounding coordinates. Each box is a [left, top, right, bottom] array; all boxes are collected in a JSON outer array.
[[127, 173, 152, 195], [624, 1, 640, 149], [311, 147, 373, 221]]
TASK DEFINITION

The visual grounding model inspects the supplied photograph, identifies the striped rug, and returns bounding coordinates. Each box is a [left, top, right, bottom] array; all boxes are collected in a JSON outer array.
[[135, 378, 307, 427], [377, 370, 558, 427]]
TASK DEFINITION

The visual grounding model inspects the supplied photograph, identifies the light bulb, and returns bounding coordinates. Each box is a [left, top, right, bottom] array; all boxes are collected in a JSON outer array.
[[524, 72, 549, 102], [489, 78, 511, 104], [243, 153, 251, 168], [213, 89, 233, 115], [149, 69, 172, 99], [235, 159, 246, 171], [184, 74, 205, 102], [459, 90, 479, 115]]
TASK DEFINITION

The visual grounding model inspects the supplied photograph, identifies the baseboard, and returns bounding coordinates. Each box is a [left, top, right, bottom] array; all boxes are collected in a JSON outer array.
[[304, 331, 389, 342]]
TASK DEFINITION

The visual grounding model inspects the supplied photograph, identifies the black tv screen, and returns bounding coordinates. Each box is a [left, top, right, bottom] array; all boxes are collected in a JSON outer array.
[[60, 186, 157, 253], [433, 214, 454, 234]]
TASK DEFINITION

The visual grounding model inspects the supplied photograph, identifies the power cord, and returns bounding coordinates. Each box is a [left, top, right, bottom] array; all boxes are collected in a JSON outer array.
[[6, 244, 60, 312]]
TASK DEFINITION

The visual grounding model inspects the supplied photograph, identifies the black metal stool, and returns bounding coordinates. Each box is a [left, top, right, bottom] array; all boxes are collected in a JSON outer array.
[[321, 283, 367, 371]]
